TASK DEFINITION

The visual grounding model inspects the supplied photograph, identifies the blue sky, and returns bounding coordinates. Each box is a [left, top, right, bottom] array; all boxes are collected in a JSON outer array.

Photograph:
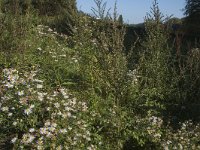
[[76, 0, 186, 24]]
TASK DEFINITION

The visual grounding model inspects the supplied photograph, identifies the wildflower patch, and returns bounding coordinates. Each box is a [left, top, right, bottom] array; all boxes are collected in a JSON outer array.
[[0, 68, 96, 149]]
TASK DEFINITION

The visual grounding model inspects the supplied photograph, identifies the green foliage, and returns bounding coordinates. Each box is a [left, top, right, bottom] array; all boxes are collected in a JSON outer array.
[[171, 47, 200, 105], [1, 0, 77, 15], [1, 0, 77, 35], [0, 10, 37, 62], [0, 0, 200, 149], [70, 5, 132, 148], [134, 0, 172, 114], [40, 0, 77, 35]]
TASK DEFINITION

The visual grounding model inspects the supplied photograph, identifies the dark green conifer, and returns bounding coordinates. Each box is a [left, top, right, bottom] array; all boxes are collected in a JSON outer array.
[[184, 0, 200, 16], [118, 14, 123, 24], [184, 0, 200, 35]]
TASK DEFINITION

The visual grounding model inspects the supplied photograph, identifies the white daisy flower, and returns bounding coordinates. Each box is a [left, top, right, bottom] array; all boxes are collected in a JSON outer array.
[[24, 108, 32, 115], [1, 106, 9, 112], [29, 128, 35, 133], [36, 84, 43, 89], [11, 137, 18, 143], [18, 91, 24, 96]]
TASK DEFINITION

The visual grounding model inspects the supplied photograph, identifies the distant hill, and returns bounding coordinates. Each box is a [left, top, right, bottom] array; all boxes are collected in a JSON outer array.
[[127, 23, 145, 28]]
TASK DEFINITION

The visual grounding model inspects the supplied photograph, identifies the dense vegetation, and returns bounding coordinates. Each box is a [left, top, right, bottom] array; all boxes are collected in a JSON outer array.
[[0, 0, 200, 149]]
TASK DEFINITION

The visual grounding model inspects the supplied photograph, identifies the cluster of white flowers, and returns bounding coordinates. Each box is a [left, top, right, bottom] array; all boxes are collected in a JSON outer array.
[[149, 116, 163, 127], [129, 115, 164, 143], [2, 68, 19, 88], [37, 25, 67, 39], [135, 115, 200, 149], [37, 25, 54, 36], [24, 104, 35, 115], [21, 133, 36, 144], [191, 48, 200, 56], [35, 25, 80, 64], [39, 121, 58, 137], [0, 68, 97, 149], [127, 69, 139, 84], [161, 120, 200, 150]]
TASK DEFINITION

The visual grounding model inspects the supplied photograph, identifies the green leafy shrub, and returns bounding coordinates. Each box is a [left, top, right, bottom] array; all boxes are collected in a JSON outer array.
[[130, 0, 172, 116]]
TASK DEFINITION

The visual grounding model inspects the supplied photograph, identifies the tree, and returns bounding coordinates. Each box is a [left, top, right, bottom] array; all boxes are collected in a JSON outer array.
[[184, 0, 200, 35], [184, 0, 200, 17], [118, 14, 123, 24]]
